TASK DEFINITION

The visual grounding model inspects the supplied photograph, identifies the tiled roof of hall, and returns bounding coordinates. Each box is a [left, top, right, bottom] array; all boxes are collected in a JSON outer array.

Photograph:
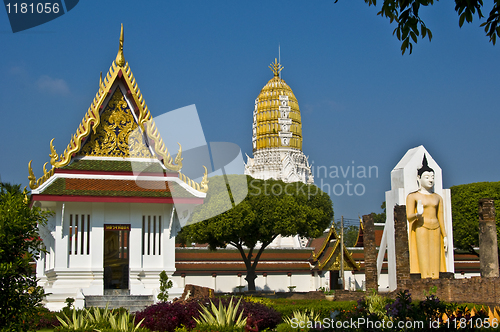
[[27, 24, 208, 196], [39, 177, 197, 199], [309, 226, 360, 271], [59, 158, 171, 174]]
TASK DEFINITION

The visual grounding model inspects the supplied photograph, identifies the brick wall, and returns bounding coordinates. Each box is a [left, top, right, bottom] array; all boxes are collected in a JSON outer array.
[[362, 214, 377, 292], [394, 205, 410, 288], [479, 199, 499, 278], [333, 277, 500, 305], [392, 277, 500, 304]]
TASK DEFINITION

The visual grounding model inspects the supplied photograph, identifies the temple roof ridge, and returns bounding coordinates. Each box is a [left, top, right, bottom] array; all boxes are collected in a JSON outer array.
[[310, 225, 359, 271], [28, 25, 208, 194]]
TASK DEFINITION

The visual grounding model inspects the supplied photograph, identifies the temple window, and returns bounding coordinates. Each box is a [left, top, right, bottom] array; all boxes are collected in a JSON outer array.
[[68, 214, 90, 255], [142, 215, 162, 255]]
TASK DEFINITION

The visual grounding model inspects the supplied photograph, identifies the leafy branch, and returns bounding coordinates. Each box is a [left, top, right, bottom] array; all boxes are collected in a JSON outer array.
[[335, 0, 499, 54]]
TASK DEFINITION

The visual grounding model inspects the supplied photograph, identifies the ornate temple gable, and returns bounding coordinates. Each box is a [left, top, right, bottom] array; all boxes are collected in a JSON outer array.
[[28, 25, 208, 194], [310, 226, 359, 271], [77, 88, 152, 158]]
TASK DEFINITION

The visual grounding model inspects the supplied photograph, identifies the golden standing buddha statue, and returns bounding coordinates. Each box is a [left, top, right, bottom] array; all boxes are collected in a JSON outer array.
[[406, 155, 447, 279]]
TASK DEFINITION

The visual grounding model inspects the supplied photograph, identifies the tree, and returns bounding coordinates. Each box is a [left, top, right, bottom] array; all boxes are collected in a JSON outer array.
[[0, 183, 49, 331], [333, 221, 360, 247], [338, 0, 500, 54], [371, 201, 387, 223], [450, 181, 500, 257], [178, 175, 333, 291], [157, 270, 173, 302]]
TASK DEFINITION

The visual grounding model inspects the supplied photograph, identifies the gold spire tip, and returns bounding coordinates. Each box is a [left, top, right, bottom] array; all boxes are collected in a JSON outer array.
[[269, 58, 283, 77], [116, 24, 125, 67]]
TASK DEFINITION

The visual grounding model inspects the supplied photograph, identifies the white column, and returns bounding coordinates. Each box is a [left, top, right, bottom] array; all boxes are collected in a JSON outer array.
[[212, 273, 217, 292], [163, 204, 176, 271], [54, 202, 68, 269], [129, 204, 142, 270], [313, 271, 318, 290], [90, 202, 104, 270]]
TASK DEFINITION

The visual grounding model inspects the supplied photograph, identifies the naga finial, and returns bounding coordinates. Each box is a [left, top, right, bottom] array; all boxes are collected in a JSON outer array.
[[200, 165, 209, 193], [116, 24, 125, 67], [28, 160, 36, 189], [269, 58, 283, 77]]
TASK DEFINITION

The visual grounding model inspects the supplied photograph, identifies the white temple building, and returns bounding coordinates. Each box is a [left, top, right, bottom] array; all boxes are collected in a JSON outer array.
[[29, 26, 208, 311]]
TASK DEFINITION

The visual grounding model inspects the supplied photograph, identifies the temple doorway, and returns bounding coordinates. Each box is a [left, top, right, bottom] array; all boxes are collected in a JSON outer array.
[[103, 224, 130, 290], [330, 270, 341, 290]]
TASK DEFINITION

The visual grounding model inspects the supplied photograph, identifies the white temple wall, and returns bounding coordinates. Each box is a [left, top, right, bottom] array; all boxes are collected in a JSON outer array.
[[90, 202, 104, 275], [37, 200, 179, 309], [173, 272, 320, 293]]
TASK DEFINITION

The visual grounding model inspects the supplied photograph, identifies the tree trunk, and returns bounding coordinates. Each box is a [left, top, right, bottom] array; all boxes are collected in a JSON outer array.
[[233, 238, 276, 292], [245, 269, 257, 291]]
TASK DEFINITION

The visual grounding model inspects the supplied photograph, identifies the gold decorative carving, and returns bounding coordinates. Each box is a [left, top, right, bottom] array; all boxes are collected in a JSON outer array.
[[141, 116, 183, 171], [269, 58, 283, 77], [44, 26, 183, 171], [314, 226, 337, 261], [115, 24, 125, 67], [179, 165, 209, 193], [28, 160, 54, 190], [29, 25, 209, 192], [78, 89, 152, 158], [311, 225, 360, 271]]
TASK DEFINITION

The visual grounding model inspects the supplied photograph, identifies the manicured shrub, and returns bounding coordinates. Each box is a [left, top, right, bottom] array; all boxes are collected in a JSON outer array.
[[136, 297, 281, 332], [157, 270, 173, 302], [28, 307, 61, 329], [135, 301, 201, 332], [242, 295, 273, 306]]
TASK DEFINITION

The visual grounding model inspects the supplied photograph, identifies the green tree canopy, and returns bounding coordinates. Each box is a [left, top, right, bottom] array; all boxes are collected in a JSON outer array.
[[343, 0, 500, 54], [333, 220, 360, 247], [178, 175, 333, 291], [370, 201, 387, 223], [451, 181, 500, 256], [0, 183, 49, 331]]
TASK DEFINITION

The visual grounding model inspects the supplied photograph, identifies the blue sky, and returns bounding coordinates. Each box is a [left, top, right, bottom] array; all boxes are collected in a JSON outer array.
[[1, 1, 499, 220]]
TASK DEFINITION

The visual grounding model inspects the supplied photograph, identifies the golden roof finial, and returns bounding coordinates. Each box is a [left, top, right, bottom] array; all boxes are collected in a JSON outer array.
[[269, 58, 283, 77], [115, 24, 125, 67]]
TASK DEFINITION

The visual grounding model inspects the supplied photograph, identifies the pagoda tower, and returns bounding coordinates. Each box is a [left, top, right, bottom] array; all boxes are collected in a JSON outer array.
[[245, 59, 314, 248], [244, 59, 313, 184]]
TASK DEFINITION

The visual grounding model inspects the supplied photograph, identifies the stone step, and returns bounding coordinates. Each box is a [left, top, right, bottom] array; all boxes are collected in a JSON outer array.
[[84, 295, 154, 312], [85, 300, 153, 307], [104, 289, 130, 296], [85, 295, 152, 301]]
